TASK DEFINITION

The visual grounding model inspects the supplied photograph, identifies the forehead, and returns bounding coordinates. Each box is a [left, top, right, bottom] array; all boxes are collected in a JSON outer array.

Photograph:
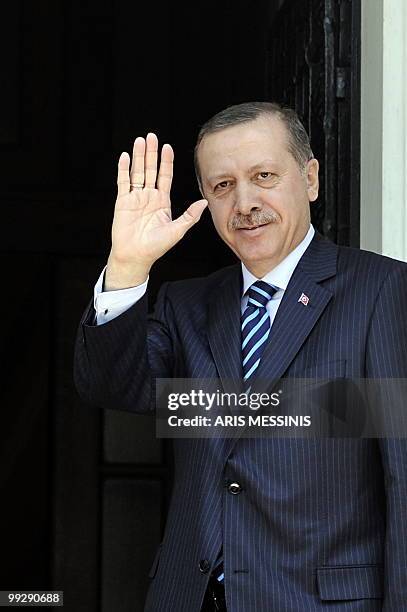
[[197, 116, 290, 177]]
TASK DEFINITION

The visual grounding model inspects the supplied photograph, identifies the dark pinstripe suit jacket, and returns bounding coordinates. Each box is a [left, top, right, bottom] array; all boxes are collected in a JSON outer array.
[[74, 233, 407, 611]]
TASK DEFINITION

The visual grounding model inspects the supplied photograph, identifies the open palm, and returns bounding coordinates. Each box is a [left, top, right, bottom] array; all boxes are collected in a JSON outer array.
[[110, 133, 207, 268]]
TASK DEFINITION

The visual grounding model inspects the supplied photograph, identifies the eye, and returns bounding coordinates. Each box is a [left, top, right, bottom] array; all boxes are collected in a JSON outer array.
[[214, 180, 230, 191], [257, 172, 273, 180]]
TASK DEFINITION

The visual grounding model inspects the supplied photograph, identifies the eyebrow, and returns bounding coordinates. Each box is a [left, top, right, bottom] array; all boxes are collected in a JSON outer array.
[[207, 159, 277, 182]]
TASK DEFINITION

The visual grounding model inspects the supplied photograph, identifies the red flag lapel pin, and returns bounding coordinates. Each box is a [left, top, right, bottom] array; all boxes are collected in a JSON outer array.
[[298, 293, 310, 306]]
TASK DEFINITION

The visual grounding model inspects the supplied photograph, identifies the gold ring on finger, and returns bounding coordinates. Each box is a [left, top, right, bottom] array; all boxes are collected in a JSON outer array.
[[131, 183, 144, 189]]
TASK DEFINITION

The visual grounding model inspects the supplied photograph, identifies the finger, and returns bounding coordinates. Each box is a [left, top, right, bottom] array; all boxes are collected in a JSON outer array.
[[130, 137, 146, 188], [157, 144, 174, 195], [117, 152, 130, 197], [171, 199, 208, 236], [144, 132, 159, 188]]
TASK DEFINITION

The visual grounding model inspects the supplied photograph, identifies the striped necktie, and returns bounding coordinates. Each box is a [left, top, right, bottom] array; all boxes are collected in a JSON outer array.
[[241, 280, 277, 392], [211, 280, 277, 585]]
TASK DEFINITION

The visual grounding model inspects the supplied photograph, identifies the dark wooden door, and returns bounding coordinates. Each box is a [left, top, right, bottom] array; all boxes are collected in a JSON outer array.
[[268, 0, 361, 246]]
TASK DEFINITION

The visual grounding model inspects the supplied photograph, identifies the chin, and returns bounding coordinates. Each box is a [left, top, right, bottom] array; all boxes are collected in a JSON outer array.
[[240, 244, 278, 260], [240, 251, 278, 269]]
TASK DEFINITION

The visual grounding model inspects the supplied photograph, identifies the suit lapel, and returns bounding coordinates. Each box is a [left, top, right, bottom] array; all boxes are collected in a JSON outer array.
[[252, 267, 333, 389], [255, 233, 338, 386], [207, 263, 243, 391]]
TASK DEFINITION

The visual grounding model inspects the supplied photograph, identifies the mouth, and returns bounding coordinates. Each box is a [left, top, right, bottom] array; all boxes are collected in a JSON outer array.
[[237, 223, 270, 233]]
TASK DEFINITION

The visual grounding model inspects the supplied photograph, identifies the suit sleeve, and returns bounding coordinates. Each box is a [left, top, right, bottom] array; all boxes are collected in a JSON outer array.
[[73, 281, 180, 413], [365, 265, 407, 610]]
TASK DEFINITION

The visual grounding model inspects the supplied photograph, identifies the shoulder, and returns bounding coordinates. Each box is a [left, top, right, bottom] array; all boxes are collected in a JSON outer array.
[[161, 263, 240, 302], [336, 244, 407, 286]]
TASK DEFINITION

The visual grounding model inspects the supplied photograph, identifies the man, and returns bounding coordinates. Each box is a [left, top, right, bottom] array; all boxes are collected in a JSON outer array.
[[74, 102, 407, 611]]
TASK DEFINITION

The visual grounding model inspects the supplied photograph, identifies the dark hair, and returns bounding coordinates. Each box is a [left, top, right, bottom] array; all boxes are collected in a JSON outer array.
[[194, 101, 314, 190]]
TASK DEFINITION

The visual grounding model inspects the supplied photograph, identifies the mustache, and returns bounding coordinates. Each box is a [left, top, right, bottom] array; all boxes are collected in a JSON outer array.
[[228, 209, 280, 231]]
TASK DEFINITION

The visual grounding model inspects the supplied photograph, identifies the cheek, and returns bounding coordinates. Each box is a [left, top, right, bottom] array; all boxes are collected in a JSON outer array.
[[209, 209, 228, 234], [268, 189, 301, 214]]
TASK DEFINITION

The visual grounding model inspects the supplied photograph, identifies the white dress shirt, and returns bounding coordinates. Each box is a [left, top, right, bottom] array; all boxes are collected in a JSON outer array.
[[94, 225, 315, 325]]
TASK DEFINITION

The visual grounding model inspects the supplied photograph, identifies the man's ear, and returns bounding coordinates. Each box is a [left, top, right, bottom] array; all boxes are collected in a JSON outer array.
[[306, 158, 319, 202]]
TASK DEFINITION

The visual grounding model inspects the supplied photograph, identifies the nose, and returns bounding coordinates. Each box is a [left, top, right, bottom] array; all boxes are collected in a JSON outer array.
[[233, 183, 261, 216]]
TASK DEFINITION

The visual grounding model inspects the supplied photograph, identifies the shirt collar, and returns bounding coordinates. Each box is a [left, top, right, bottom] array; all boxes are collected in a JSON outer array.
[[241, 224, 315, 296]]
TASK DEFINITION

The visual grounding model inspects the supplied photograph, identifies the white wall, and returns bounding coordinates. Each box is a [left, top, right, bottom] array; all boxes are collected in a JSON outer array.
[[361, 0, 407, 261]]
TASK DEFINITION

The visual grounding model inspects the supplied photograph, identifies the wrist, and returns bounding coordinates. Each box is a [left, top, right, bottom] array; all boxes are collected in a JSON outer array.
[[104, 255, 151, 291]]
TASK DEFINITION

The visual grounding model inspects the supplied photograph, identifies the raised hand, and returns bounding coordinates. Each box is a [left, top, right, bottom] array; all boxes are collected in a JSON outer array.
[[105, 133, 208, 290]]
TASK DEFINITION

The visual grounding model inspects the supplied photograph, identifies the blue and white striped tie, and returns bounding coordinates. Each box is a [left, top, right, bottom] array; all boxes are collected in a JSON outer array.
[[211, 280, 276, 585], [242, 280, 277, 392]]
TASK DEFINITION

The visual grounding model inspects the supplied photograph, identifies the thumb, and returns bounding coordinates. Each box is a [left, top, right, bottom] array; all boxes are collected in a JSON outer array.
[[172, 199, 208, 233]]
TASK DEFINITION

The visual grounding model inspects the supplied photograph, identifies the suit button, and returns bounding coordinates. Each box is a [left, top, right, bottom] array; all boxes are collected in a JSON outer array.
[[227, 481, 242, 494], [199, 559, 211, 574]]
